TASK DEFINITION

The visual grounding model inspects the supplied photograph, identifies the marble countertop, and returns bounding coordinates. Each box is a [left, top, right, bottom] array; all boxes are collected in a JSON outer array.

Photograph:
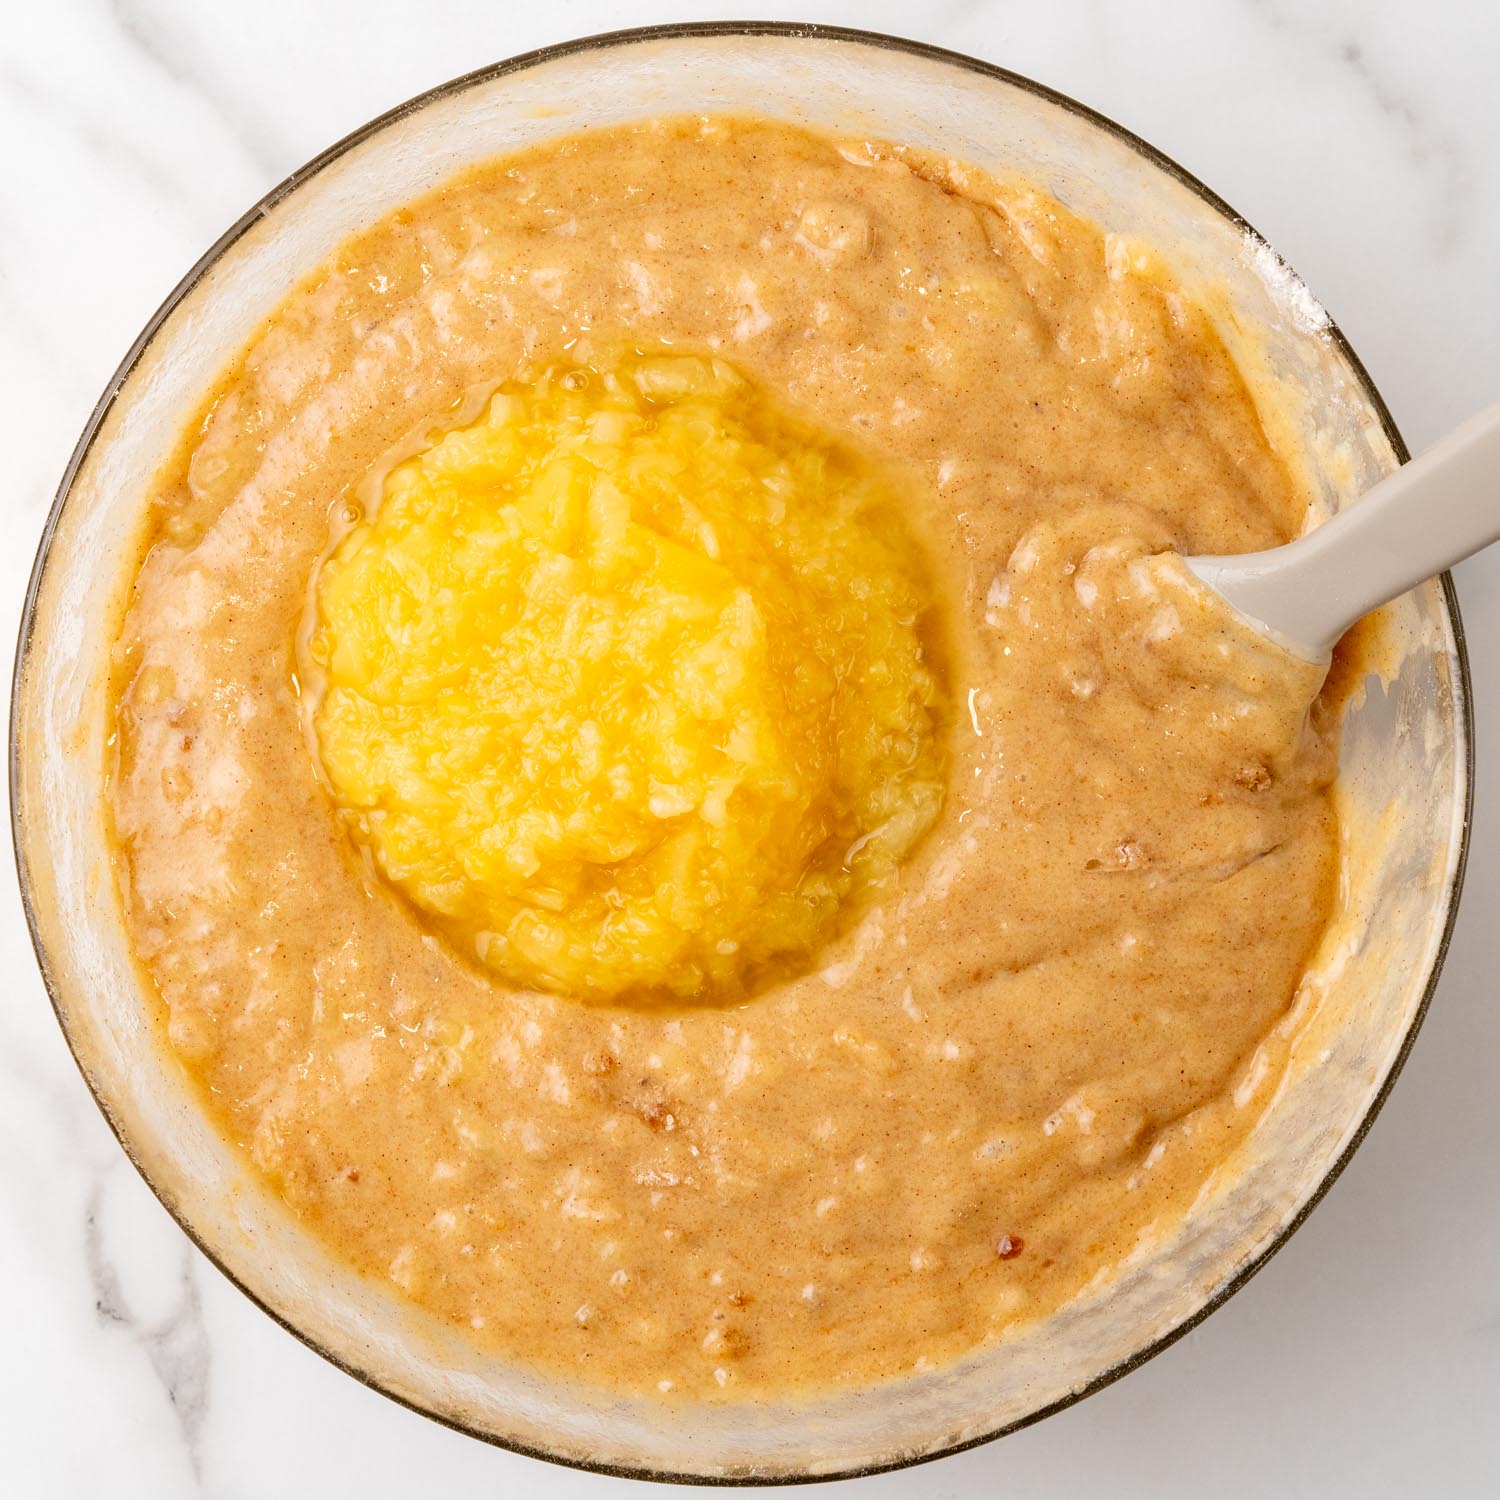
[[2, 2, 1497, 1495]]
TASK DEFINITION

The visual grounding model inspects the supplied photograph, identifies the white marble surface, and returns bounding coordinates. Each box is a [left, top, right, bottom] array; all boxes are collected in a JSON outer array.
[[2, 1, 1497, 1495]]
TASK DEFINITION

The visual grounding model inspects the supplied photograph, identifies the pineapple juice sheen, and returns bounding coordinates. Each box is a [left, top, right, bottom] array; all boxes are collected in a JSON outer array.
[[306, 350, 948, 1003], [108, 115, 1349, 1400]]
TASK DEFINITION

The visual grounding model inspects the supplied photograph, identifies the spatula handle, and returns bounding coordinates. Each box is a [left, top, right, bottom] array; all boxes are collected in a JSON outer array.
[[1188, 399, 1500, 660]]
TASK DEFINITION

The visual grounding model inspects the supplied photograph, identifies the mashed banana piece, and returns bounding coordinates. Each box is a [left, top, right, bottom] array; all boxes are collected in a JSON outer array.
[[311, 351, 945, 1001]]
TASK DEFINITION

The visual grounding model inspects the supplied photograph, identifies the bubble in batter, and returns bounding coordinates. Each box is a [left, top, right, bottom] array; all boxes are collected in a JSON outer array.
[[308, 350, 948, 1003]]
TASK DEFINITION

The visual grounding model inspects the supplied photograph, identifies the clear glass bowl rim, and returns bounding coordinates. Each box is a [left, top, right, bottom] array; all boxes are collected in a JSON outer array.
[[7, 18, 1475, 1487]]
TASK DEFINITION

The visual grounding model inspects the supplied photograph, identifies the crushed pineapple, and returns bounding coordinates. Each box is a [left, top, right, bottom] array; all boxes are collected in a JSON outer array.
[[309, 350, 947, 1002]]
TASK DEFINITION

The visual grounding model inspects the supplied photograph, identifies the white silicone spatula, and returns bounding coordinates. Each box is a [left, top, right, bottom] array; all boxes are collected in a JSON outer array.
[[1187, 400, 1500, 661]]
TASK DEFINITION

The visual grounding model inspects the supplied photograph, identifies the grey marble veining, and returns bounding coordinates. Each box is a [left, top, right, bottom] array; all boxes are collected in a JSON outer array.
[[85, 1179, 212, 1477], [1248, 0, 1476, 251], [107, 0, 294, 178], [2, 2, 1496, 1495]]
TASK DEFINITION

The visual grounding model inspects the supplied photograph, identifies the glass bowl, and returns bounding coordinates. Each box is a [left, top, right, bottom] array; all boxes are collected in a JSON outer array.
[[10, 21, 1472, 1484]]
